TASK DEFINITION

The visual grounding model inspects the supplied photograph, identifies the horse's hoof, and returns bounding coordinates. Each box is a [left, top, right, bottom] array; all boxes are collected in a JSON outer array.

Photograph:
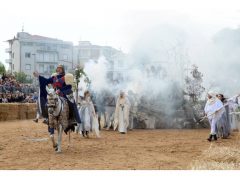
[[56, 150, 62, 154], [42, 119, 48, 124], [53, 144, 58, 151]]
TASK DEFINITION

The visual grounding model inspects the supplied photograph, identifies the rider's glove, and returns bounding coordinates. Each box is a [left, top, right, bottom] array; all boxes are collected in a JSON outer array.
[[56, 90, 60, 95]]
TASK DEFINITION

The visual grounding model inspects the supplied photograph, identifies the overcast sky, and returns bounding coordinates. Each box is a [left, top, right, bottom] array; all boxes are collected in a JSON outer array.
[[1, 0, 240, 67]]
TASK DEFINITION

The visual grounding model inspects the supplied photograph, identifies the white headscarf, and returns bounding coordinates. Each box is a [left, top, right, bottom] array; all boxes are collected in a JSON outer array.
[[207, 91, 217, 105], [120, 90, 125, 97], [208, 91, 216, 97]]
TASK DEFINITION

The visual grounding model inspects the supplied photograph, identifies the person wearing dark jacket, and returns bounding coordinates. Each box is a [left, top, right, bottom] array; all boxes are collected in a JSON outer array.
[[33, 64, 81, 135]]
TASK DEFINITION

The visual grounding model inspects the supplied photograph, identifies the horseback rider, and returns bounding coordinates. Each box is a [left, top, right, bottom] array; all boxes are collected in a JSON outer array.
[[33, 64, 81, 135]]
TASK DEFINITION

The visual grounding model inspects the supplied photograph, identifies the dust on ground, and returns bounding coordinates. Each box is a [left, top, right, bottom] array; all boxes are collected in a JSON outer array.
[[0, 120, 239, 170]]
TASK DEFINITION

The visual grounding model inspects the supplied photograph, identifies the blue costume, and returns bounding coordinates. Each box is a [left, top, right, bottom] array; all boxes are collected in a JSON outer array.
[[38, 73, 81, 134]]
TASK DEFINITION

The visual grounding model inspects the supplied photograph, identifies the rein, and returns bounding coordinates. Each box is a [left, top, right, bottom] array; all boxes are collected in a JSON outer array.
[[48, 95, 64, 118]]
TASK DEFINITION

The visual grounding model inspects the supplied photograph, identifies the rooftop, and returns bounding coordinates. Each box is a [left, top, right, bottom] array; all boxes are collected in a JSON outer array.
[[5, 32, 72, 45]]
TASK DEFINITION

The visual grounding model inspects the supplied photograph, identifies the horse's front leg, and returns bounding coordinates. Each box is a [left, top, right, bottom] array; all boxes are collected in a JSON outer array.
[[75, 123, 80, 134], [49, 115, 58, 151], [56, 124, 63, 153], [50, 134, 57, 151]]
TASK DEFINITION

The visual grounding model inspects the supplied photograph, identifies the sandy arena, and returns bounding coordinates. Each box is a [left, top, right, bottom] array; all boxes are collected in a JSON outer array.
[[0, 119, 240, 170]]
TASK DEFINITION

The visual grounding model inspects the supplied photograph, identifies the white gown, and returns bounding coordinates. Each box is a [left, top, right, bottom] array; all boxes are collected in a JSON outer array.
[[204, 98, 224, 135], [79, 99, 100, 137], [114, 96, 131, 133], [227, 96, 240, 130]]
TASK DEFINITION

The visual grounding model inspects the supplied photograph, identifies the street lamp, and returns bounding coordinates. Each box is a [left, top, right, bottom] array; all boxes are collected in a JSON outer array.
[[32, 53, 36, 85]]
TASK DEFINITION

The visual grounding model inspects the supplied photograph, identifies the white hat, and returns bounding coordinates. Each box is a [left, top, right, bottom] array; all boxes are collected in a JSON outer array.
[[120, 90, 124, 95], [208, 91, 216, 97]]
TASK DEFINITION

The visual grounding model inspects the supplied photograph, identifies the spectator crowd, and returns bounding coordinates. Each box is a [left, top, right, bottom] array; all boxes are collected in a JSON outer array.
[[0, 73, 38, 103]]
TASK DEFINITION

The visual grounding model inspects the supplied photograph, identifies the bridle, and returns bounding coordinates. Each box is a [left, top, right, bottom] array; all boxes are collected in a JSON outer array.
[[47, 91, 63, 117]]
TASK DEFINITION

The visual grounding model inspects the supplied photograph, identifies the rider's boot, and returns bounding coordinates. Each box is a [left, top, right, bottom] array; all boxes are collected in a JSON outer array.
[[207, 134, 213, 142], [213, 134, 218, 141]]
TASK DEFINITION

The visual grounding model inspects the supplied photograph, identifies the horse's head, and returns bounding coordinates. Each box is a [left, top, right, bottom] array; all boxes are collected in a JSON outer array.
[[46, 86, 60, 115]]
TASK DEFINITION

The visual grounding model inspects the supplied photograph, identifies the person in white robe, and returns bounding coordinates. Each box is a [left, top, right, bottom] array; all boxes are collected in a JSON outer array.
[[216, 94, 239, 137], [105, 94, 116, 130], [114, 91, 131, 134], [226, 95, 240, 131], [128, 90, 139, 130], [216, 94, 231, 138], [204, 91, 224, 141], [78, 91, 100, 138]]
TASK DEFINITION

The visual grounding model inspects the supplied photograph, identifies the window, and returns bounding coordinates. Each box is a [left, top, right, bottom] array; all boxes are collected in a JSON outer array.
[[44, 53, 49, 61], [22, 42, 33, 46], [91, 49, 100, 59], [44, 64, 48, 73], [25, 64, 31, 70], [37, 53, 44, 62], [61, 44, 71, 49], [49, 65, 55, 73], [49, 53, 57, 62], [63, 54, 68, 60], [12, 53, 14, 58], [80, 49, 90, 57], [118, 60, 123, 67], [25, 52, 31, 58], [39, 64, 44, 73]]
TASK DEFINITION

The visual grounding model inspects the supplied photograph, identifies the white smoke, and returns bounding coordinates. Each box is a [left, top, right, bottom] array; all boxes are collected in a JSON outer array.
[[83, 56, 109, 91], [187, 27, 240, 97], [80, 22, 240, 128], [82, 24, 191, 103]]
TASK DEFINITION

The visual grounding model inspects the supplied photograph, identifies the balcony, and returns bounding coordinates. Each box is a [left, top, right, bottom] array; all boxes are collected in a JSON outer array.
[[5, 48, 12, 53], [5, 59, 12, 63], [36, 59, 58, 64]]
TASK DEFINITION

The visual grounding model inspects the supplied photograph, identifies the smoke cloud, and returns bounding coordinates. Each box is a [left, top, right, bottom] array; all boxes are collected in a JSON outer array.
[[81, 22, 240, 128]]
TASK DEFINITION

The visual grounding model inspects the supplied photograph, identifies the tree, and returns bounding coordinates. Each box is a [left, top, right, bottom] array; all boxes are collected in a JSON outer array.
[[0, 62, 6, 75], [185, 64, 205, 103], [13, 72, 33, 84], [74, 65, 90, 104]]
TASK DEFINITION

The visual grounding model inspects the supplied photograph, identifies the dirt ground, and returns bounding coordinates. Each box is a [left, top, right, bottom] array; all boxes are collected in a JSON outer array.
[[0, 119, 239, 170]]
